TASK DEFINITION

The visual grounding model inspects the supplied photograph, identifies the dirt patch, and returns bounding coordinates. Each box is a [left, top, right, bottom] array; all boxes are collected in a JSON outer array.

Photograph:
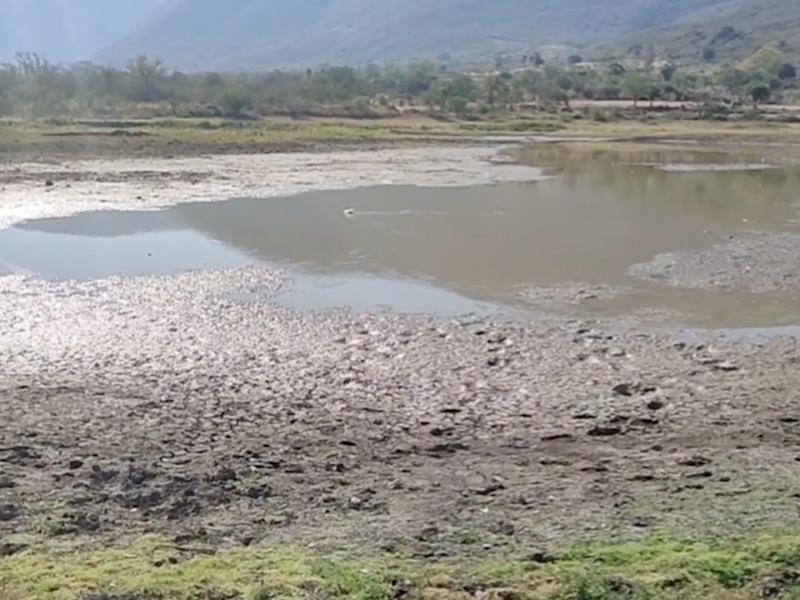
[[628, 231, 800, 293], [1, 267, 800, 557]]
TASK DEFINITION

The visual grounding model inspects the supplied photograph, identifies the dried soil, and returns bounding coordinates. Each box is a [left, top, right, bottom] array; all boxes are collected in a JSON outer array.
[[2, 268, 800, 558], [2, 145, 800, 560]]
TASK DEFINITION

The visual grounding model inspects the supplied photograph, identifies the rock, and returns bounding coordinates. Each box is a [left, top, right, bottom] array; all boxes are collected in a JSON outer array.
[[0, 475, 15, 489], [612, 383, 633, 396], [474, 481, 505, 496], [490, 521, 515, 536], [127, 466, 155, 486], [68, 459, 84, 470], [632, 516, 651, 528], [60, 511, 102, 534], [416, 525, 440, 542], [244, 485, 272, 499], [90, 465, 118, 484], [541, 433, 574, 442], [760, 570, 800, 598], [678, 454, 711, 467], [348, 496, 364, 510], [587, 425, 623, 436], [0, 541, 27, 557], [685, 470, 714, 479], [389, 576, 412, 597], [0, 503, 20, 521], [45, 180, 54, 187], [713, 361, 738, 372], [212, 467, 237, 482], [646, 399, 665, 410], [526, 549, 556, 563], [578, 462, 608, 473], [426, 442, 469, 455]]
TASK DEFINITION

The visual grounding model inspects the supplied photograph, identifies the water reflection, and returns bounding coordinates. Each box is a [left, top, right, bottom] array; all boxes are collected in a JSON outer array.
[[2, 144, 799, 325]]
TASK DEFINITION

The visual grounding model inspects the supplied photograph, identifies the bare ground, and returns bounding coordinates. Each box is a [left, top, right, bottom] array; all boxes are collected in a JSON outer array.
[[2, 267, 800, 559], [1, 142, 800, 566]]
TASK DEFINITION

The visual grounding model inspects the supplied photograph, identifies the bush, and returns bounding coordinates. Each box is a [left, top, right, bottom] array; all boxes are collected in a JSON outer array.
[[219, 90, 254, 118], [589, 107, 608, 122]]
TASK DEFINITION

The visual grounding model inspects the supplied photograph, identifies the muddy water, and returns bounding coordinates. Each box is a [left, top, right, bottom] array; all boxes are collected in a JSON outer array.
[[1, 145, 799, 326]]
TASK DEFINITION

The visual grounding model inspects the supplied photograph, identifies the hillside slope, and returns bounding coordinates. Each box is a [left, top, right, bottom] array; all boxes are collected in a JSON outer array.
[[0, 0, 167, 63], [596, 0, 800, 65], [95, 0, 732, 70]]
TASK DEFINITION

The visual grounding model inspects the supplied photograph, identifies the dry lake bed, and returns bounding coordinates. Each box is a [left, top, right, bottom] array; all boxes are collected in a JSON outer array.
[[2, 141, 800, 567]]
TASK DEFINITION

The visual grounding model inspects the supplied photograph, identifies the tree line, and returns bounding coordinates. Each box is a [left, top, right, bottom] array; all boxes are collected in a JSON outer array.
[[0, 49, 796, 120]]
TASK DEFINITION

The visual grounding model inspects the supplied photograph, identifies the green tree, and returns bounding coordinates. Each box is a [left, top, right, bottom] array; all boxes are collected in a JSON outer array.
[[660, 63, 676, 82], [646, 80, 663, 107], [702, 47, 716, 62], [748, 83, 770, 108], [447, 74, 478, 101], [608, 62, 626, 77], [220, 88, 255, 118], [778, 63, 797, 80], [622, 71, 650, 107], [126, 55, 165, 102], [718, 67, 753, 102]]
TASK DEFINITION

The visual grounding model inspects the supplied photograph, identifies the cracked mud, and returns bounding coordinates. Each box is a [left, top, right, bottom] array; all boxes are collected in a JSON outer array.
[[2, 144, 800, 560]]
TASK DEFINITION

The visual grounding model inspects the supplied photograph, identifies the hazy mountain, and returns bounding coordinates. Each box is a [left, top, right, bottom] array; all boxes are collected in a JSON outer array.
[[0, 0, 168, 63], [95, 0, 735, 70], [597, 0, 800, 64]]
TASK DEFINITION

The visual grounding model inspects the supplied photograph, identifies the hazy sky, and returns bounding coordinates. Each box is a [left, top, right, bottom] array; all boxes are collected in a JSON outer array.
[[0, 0, 166, 62]]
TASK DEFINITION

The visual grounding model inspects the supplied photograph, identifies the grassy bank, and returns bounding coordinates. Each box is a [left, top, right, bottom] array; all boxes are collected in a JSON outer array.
[[4, 532, 800, 600], [2, 113, 800, 162]]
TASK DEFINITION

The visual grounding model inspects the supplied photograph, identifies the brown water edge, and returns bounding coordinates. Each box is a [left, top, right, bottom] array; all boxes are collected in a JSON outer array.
[[508, 142, 800, 328]]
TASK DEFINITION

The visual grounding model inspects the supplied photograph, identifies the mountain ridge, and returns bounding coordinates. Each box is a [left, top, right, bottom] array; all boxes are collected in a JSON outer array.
[[95, 0, 735, 70], [596, 0, 800, 64]]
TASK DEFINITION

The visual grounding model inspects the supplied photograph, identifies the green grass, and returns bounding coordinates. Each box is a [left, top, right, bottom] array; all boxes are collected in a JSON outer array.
[[2, 113, 800, 162], [5, 532, 800, 600]]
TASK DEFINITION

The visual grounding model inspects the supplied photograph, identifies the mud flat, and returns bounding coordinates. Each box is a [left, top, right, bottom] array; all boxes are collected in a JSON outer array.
[[3, 265, 800, 542], [628, 231, 800, 293], [2, 142, 800, 599]]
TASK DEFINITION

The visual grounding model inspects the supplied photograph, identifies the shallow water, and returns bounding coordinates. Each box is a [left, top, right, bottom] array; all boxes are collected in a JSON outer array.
[[2, 145, 800, 325]]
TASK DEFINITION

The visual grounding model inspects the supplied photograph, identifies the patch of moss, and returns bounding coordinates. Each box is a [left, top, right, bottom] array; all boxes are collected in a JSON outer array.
[[4, 533, 800, 600]]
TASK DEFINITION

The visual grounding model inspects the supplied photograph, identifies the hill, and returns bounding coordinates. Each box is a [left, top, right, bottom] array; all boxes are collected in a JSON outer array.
[[0, 0, 167, 63], [595, 0, 800, 66], [95, 0, 733, 70]]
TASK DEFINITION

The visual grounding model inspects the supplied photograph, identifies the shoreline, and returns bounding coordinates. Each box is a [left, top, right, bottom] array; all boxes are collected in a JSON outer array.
[[0, 145, 547, 230]]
